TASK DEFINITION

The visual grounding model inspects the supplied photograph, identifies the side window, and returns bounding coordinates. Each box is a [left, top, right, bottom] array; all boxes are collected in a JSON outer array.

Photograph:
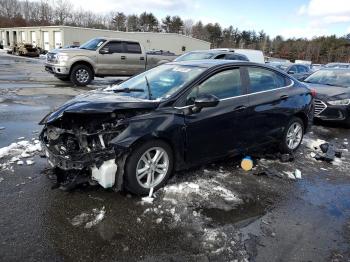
[[125, 42, 142, 54], [247, 67, 286, 93], [214, 54, 226, 59], [297, 65, 306, 73], [289, 65, 297, 73], [105, 41, 123, 53], [186, 69, 242, 104], [225, 54, 248, 61]]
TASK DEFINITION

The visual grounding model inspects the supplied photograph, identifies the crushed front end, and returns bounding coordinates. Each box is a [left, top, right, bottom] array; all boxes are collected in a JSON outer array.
[[39, 112, 129, 189]]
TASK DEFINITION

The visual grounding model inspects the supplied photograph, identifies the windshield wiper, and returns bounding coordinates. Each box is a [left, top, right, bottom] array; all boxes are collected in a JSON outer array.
[[145, 76, 153, 100], [113, 88, 144, 93]]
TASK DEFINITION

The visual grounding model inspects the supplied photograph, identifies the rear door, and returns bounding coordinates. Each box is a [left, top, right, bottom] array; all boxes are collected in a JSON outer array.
[[97, 41, 127, 75], [122, 41, 145, 75], [183, 67, 250, 164], [243, 66, 294, 146]]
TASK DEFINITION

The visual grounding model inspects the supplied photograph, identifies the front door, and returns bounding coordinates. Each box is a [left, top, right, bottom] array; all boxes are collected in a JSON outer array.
[[183, 67, 250, 164], [97, 41, 127, 75]]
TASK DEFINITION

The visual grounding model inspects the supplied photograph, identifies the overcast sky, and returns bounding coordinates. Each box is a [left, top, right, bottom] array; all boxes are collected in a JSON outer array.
[[67, 0, 350, 38]]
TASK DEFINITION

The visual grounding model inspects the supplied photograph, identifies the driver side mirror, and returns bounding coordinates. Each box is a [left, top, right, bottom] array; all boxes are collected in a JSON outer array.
[[99, 47, 110, 54], [192, 94, 220, 113], [288, 70, 296, 74]]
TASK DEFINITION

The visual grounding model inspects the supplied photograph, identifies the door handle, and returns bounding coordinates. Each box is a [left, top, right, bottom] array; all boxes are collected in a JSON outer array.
[[280, 95, 289, 100], [121, 56, 126, 60], [140, 57, 145, 60], [233, 105, 247, 112]]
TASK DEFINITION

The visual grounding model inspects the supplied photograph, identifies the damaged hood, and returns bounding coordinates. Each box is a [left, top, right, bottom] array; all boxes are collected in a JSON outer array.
[[305, 82, 350, 100], [40, 90, 160, 124]]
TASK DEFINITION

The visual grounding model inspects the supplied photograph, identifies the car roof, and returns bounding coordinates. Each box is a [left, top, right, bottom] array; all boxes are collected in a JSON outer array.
[[317, 68, 350, 72], [168, 59, 270, 69]]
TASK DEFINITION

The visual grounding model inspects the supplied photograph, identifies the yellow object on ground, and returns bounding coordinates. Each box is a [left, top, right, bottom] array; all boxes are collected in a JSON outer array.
[[241, 156, 253, 171]]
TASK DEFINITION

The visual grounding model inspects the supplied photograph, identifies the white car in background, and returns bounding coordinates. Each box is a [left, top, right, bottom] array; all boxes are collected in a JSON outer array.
[[213, 48, 265, 63]]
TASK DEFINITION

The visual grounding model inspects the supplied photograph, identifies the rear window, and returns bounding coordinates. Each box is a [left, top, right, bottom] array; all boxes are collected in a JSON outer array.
[[125, 42, 142, 54], [247, 67, 288, 93]]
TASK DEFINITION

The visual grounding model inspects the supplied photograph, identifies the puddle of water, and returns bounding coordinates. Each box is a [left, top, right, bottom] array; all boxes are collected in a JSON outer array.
[[200, 200, 266, 227]]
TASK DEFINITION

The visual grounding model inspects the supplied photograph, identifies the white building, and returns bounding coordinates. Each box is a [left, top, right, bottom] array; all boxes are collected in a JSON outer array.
[[0, 26, 210, 54]]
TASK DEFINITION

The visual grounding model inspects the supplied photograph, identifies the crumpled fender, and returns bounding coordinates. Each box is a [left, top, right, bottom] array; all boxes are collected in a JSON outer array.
[[109, 111, 187, 170]]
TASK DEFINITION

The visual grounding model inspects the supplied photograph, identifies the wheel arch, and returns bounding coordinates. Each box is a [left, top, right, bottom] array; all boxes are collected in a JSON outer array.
[[70, 60, 95, 76], [294, 112, 308, 131]]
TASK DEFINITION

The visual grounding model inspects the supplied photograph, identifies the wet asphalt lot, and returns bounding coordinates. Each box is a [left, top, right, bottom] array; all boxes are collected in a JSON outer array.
[[1, 52, 350, 262]]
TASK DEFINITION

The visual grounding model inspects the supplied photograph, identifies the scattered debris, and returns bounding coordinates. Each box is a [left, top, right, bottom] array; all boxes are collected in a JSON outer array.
[[17, 160, 24, 165], [280, 153, 294, 163], [241, 156, 253, 171], [17, 137, 25, 140], [284, 171, 296, 180], [0, 177, 3, 183], [26, 160, 34, 165], [155, 218, 162, 224], [294, 169, 302, 179]]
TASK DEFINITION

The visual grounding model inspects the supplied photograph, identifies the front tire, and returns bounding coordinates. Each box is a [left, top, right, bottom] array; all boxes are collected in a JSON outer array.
[[70, 64, 93, 86], [124, 140, 173, 195], [280, 117, 304, 153]]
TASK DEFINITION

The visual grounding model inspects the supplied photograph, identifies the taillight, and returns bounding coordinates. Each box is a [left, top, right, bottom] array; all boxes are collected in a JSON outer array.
[[310, 89, 317, 97]]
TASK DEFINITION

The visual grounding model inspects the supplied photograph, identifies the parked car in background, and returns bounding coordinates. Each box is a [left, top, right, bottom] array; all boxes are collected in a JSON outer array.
[[40, 60, 313, 194], [304, 68, 350, 126], [325, 63, 350, 69], [213, 48, 265, 63], [310, 64, 324, 72], [44, 37, 177, 86], [11, 43, 40, 57], [63, 44, 80, 49], [174, 50, 249, 62], [270, 63, 312, 81]]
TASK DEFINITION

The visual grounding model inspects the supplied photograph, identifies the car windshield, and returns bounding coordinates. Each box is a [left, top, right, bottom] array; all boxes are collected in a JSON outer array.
[[175, 52, 215, 62], [80, 38, 106, 51], [108, 64, 206, 100], [304, 69, 350, 87]]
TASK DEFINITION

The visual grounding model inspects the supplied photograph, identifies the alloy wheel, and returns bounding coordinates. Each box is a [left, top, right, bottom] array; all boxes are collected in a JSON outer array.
[[75, 69, 89, 83], [136, 147, 169, 189], [286, 122, 303, 150]]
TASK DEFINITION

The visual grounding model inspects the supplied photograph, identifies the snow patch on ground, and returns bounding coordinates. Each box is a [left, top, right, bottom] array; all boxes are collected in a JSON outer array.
[[163, 178, 241, 211], [0, 140, 41, 171], [70, 207, 106, 229]]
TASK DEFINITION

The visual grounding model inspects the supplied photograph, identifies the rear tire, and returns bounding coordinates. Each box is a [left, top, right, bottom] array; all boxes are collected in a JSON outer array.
[[124, 140, 173, 195], [280, 117, 304, 153], [70, 64, 93, 86]]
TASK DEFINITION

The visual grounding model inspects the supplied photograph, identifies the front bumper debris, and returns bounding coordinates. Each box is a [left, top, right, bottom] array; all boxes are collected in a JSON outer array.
[[42, 142, 116, 171]]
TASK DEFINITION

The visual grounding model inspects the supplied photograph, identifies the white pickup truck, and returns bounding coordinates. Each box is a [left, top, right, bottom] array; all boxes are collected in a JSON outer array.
[[45, 37, 177, 86]]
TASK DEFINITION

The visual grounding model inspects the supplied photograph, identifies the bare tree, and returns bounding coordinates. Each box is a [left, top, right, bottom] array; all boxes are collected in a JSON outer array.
[[54, 0, 72, 25], [183, 19, 193, 36]]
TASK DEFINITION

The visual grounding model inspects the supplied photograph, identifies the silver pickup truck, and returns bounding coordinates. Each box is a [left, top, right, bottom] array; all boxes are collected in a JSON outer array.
[[45, 37, 177, 86]]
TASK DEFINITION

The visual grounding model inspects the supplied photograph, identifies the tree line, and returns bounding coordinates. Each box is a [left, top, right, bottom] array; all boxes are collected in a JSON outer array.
[[1, 0, 350, 63]]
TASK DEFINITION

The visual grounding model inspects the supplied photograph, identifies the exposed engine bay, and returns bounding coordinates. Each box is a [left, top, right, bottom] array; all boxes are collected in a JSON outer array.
[[40, 106, 151, 190]]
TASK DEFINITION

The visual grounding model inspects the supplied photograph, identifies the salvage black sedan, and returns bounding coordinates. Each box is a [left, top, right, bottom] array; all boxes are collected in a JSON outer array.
[[304, 69, 350, 126], [39, 60, 314, 195]]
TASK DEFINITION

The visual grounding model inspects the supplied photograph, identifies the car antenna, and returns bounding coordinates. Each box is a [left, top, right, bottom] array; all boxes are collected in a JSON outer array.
[[145, 75, 153, 100]]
